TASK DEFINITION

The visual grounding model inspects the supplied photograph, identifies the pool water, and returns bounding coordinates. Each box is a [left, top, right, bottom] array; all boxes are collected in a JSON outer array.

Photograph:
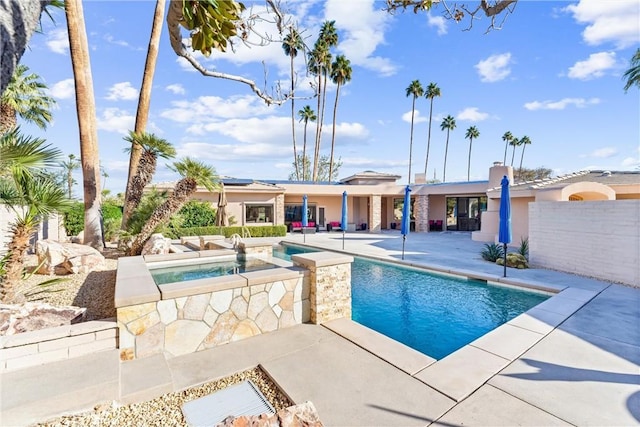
[[274, 244, 549, 360], [150, 258, 278, 285]]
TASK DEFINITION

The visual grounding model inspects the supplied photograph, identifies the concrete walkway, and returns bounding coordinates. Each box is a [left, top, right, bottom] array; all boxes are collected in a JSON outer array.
[[1, 231, 638, 426]]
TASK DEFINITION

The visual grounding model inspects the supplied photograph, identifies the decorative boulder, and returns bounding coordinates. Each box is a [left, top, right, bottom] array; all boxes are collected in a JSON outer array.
[[71, 230, 84, 244], [218, 401, 323, 427], [0, 303, 86, 335], [142, 233, 171, 255], [496, 253, 529, 269], [36, 240, 106, 275]]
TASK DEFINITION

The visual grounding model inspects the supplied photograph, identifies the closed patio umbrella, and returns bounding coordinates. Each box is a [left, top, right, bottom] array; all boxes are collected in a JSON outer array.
[[341, 191, 348, 250], [302, 195, 308, 242], [215, 184, 229, 227], [499, 176, 512, 277], [401, 185, 412, 260]]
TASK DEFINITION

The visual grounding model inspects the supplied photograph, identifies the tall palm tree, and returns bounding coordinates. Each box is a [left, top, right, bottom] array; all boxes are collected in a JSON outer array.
[[123, 0, 167, 230], [423, 82, 441, 177], [122, 131, 176, 231], [129, 157, 217, 255], [282, 26, 304, 180], [0, 64, 55, 133], [501, 131, 513, 165], [405, 80, 424, 184], [623, 48, 640, 92], [59, 153, 80, 199], [465, 125, 480, 181], [328, 55, 352, 183], [298, 105, 316, 181], [0, 129, 69, 303], [65, 0, 103, 250], [518, 135, 532, 180], [509, 137, 520, 166], [307, 42, 329, 182], [440, 115, 456, 182]]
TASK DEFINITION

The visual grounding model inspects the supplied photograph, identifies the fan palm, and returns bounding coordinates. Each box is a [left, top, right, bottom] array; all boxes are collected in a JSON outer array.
[[423, 82, 441, 177], [0, 64, 55, 133], [509, 137, 521, 166], [129, 158, 217, 255], [501, 131, 513, 165], [623, 48, 640, 92], [328, 55, 352, 183], [405, 79, 424, 184], [465, 126, 480, 181], [59, 153, 80, 199], [298, 105, 316, 181], [517, 135, 532, 180], [440, 115, 456, 182], [307, 41, 330, 182], [122, 131, 175, 231], [282, 26, 304, 180], [0, 130, 69, 303]]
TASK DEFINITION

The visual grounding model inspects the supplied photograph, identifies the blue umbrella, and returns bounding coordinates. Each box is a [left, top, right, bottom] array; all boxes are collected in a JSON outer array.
[[302, 195, 308, 242], [341, 191, 348, 249], [401, 185, 412, 260], [498, 175, 512, 277]]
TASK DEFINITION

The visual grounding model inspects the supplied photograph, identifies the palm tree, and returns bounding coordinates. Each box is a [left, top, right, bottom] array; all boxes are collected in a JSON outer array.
[[123, 0, 167, 230], [440, 115, 456, 182], [423, 82, 441, 177], [298, 106, 316, 181], [623, 48, 640, 92], [129, 158, 217, 255], [122, 131, 176, 231], [282, 26, 304, 180], [465, 126, 480, 181], [59, 153, 80, 199], [0, 64, 55, 133], [0, 129, 69, 303], [328, 55, 352, 183], [405, 80, 424, 184], [518, 135, 532, 180], [65, 0, 103, 250], [509, 137, 520, 166], [501, 131, 513, 165]]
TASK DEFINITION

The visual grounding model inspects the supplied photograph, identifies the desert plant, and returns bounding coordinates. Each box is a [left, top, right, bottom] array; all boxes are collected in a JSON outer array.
[[481, 243, 504, 262], [178, 200, 217, 228], [517, 236, 529, 260]]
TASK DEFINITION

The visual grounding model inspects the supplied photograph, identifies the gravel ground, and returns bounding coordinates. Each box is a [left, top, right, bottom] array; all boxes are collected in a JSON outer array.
[[35, 367, 294, 426]]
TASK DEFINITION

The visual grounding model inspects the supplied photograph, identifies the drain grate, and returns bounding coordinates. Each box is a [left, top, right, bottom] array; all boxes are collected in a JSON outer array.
[[181, 380, 275, 426]]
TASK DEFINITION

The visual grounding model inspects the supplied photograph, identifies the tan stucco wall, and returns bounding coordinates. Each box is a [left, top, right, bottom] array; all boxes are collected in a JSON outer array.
[[428, 195, 447, 222], [529, 200, 640, 287]]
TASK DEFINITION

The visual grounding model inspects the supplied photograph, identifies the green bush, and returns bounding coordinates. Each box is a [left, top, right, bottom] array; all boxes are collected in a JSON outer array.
[[480, 243, 504, 262], [163, 225, 287, 239], [63, 201, 123, 240], [63, 201, 84, 236], [127, 189, 176, 235], [177, 200, 217, 228]]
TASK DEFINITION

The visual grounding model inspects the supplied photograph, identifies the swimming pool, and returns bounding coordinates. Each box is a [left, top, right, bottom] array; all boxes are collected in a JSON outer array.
[[274, 244, 549, 359], [149, 257, 279, 285]]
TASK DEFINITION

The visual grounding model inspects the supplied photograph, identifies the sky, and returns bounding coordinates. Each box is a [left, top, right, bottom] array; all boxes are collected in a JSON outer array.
[[17, 0, 640, 194]]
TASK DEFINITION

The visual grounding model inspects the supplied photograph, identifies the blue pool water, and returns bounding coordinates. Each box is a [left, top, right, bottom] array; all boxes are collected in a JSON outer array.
[[274, 244, 549, 360], [150, 258, 278, 285]]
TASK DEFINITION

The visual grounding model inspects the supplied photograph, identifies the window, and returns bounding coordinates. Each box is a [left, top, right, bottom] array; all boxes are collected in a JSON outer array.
[[284, 204, 316, 223], [393, 197, 415, 221], [245, 204, 273, 223]]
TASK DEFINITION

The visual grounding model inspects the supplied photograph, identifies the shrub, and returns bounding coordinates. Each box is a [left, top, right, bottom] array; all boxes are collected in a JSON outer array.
[[126, 189, 178, 234], [163, 225, 287, 239], [481, 243, 504, 262], [63, 201, 84, 236], [178, 200, 217, 228], [517, 236, 529, 260]]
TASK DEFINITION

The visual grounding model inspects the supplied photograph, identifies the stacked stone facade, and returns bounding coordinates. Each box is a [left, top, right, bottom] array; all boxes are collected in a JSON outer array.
[[369, 195, 381, 232], [415, 195, 429, 232]]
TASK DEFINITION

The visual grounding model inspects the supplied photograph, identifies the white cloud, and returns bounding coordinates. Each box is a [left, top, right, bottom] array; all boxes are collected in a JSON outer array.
[[427, 13, 447, 35], [565, 0, 640, 48], [524, 97, 601, 110], [46, 28, 69, 55], [325, 0, 397, 76], [165, 84, 185, 95], [161, 95, 274, 124], [475, 53, 512, 82], [568, 51, 617, 80], [49, 78, 75, 100], [401, 110, 428, 124], [97, 108, 135, 134], [341, 157, 406, 168], [103, 34, 131, 48], [106, 82, 138, 101], [589, 147, 618, 158], [621, 156, 640, 167], [456, 107, 489, 122], [177, 141, 284, 162]]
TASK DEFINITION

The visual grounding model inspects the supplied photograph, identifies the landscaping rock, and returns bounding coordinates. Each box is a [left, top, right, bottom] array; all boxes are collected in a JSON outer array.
[[0, 302, 86, 335], [36, 240, 106, 275], [218, 401, 323, 427], [142, 233, 171, 255], [496, 253, 529, 269]]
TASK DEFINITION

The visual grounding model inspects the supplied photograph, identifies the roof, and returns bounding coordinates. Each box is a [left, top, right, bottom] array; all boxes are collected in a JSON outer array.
[[488, 170, 640, 193], [340, 171, 402, 184]]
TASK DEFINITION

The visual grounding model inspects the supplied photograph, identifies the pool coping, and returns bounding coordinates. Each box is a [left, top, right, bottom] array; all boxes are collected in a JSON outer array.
[[277, 241, 602, 402]]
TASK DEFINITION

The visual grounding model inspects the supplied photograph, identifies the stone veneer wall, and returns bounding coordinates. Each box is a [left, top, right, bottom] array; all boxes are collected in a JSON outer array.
[[275, 194, 285, 226], [118, 275, 309, 360], [237, 242, 273, 260], [369, 195, 381, 233], [415, 195, 429, 232]]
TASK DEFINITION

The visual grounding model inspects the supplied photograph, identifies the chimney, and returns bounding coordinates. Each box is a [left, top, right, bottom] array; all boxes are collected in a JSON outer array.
[[415, 173, 426, 184], [488, 162, 513, 188]]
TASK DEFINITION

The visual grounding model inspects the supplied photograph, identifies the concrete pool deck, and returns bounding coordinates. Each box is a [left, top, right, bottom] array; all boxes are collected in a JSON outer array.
[[1, 231, 638, 425]]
